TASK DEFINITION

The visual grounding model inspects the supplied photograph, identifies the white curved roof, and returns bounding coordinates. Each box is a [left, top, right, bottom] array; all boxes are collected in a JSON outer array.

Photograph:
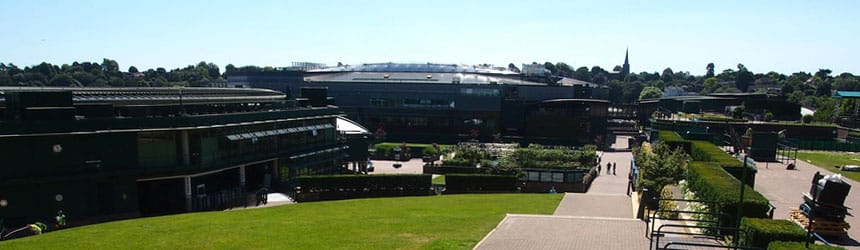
[[336, 116, 370, 134]]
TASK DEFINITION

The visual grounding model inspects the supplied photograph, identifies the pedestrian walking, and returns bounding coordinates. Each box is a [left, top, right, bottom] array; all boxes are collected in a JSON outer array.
[[613, 162, 617, 175], [606, 162, 611, 174], [627, 171, 634, 196]]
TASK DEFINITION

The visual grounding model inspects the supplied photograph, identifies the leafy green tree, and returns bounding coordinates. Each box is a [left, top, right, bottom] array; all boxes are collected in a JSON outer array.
[[555, 62, 573, 77], [128, 66, 139, 73], [572, 67, 592, 82], [701, 77, 719, 94], [543, 62, 557, 75], [634, 142, 689, 194], [735, 64, 754, 92], [639, 86, 663, 100], [705, 63, 715, 78], [661, 67, 674, 82], [834, 76, 859, 91], [48, 74, 76, 86]]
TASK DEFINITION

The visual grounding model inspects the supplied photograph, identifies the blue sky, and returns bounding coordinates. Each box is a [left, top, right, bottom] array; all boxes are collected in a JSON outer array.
[[1, 0, 858, 75]]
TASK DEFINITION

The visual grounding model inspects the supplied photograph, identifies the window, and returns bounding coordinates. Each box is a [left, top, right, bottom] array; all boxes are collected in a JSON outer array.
[[460, 88, 500, 96]]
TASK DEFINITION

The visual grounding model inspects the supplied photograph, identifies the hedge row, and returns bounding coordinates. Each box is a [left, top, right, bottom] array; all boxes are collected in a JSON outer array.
[[296, 174, 431, 193], [739, 218, 807, 248], [444, 174, 518, 193], [373, 143, 444, 159], [768, 241, 845, 250], [687, 162, 770, 229], [689, 139, 757, 186], [658, 131, 692, 154]]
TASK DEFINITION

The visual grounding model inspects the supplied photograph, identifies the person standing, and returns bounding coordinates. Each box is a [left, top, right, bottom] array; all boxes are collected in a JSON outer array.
[[55, 210, 67, 229], [606, 162, 611, 174], [613, 162, 617, 175]]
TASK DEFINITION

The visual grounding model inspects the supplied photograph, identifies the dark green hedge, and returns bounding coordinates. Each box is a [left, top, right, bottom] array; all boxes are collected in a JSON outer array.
[[659, 131, 692, 154], [690, 140, 755, 185], [444, 174, 518, 193], [739, 218, 807, 248], [297, 174, 431, 193], [687, 162, 770, 228], [373, 143, 443, 158], [767, 241, 845, 250]]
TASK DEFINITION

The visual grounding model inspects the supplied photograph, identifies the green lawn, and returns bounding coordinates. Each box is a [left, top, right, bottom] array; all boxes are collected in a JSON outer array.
[[0, 194, 562, 249], [432, 175, 446, 185], [794, 150, 860, 182]]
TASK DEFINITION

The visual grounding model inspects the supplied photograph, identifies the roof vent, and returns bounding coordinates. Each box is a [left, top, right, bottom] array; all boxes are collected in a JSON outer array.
[[426, 75, 432, 79]]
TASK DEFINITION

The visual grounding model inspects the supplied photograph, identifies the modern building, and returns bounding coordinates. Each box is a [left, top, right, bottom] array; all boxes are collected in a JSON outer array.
[[228, 63, 616, 144], [0, 87, 364, 227]]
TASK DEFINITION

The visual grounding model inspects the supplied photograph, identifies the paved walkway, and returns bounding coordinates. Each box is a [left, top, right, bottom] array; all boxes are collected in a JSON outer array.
[[475, 136, 651, 249], [753, 159, 860, 248], [474, 215, 648, 250]]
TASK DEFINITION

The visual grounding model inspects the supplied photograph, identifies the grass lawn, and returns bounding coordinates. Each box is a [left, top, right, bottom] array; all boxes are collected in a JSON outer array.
[[0, 194, 562, 249], [794, 150, 860, 182], [432, 175, 446, 185]]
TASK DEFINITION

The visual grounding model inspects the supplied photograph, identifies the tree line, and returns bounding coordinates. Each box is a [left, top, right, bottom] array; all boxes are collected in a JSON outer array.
[[0, 59, 271, 88]]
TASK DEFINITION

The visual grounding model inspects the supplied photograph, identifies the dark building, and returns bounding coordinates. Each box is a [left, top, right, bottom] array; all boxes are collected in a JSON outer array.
[[228, 63, 613, 144], [0, 87, 363, 227]]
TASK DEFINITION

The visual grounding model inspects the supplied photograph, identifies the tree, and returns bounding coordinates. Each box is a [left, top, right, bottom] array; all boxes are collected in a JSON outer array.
[[102, 58, 120, 74], [701, 77, 720, 94], [555, 62, 573, 77], [543, 62, 557, 75], [639, 86, 663, 100], [634, 142, 689, 195], [507, 63, 520, 73], [225, 64, 237, 75], [48, 74, 76, 86], [735, 64, 753, 92], [572, 67, 592, 82], [705, 63, 715, 78], [128, 66, 139, 73], [591, 66, 608, 84], [661, 67, 675, 82]]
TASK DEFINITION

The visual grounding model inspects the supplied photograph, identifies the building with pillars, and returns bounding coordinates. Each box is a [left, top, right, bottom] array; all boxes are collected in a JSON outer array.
[[0, 87, 361, 227]]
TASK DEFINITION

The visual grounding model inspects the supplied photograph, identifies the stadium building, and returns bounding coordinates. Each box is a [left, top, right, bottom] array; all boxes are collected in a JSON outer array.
[[0, 87, 368, 227], [228, 63, 621, 145]]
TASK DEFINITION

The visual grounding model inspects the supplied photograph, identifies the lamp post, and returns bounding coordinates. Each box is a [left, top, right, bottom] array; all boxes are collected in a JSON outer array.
[[734, 154, 749, 246]]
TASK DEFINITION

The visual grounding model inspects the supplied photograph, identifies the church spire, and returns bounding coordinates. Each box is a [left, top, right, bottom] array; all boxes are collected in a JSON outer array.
[[621, 48, 630, 76]]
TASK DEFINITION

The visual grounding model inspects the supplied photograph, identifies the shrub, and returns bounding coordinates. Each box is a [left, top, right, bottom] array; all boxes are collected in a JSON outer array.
[[634, 142, 688, 196], [374, 143, 446, 159], [764, 112, 774, 122], [296, 174, 432, 201], [444, 174, 518, 193], [687, 162, 770, 229], [740, 218, 806, 248], [767, 241, 845, 250], [657, 185, 679, 219]]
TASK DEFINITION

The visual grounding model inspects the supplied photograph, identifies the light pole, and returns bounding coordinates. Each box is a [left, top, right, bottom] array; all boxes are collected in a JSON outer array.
[[734, 154, 749, 246]]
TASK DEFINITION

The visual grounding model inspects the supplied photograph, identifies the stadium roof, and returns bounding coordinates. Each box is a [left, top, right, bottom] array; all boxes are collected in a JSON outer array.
[[309, 63, 519, 75], [0, 87, 287, 106]]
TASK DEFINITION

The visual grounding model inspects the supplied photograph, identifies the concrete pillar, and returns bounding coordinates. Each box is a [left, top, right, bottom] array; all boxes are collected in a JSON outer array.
[[184, 176, 192, 212], [180, 131, 190, 166]]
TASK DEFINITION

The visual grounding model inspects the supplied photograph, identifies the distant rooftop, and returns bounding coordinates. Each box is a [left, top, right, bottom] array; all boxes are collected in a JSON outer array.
[[309, 63, 520, 75]]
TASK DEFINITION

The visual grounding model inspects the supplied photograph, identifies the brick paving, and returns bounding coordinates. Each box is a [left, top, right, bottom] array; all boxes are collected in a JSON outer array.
[[554, 193, 633, 218], [475, 137, 652, 249], [474, 215, 648, 250], [753, 159, 860, 249]]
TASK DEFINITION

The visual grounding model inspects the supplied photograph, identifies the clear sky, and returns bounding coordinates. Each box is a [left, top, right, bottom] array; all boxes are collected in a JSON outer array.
[[1, 0, 858, 75]]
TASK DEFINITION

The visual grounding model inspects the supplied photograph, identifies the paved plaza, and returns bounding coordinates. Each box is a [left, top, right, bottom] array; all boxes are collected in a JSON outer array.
[[753, 159, 860, 248]]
